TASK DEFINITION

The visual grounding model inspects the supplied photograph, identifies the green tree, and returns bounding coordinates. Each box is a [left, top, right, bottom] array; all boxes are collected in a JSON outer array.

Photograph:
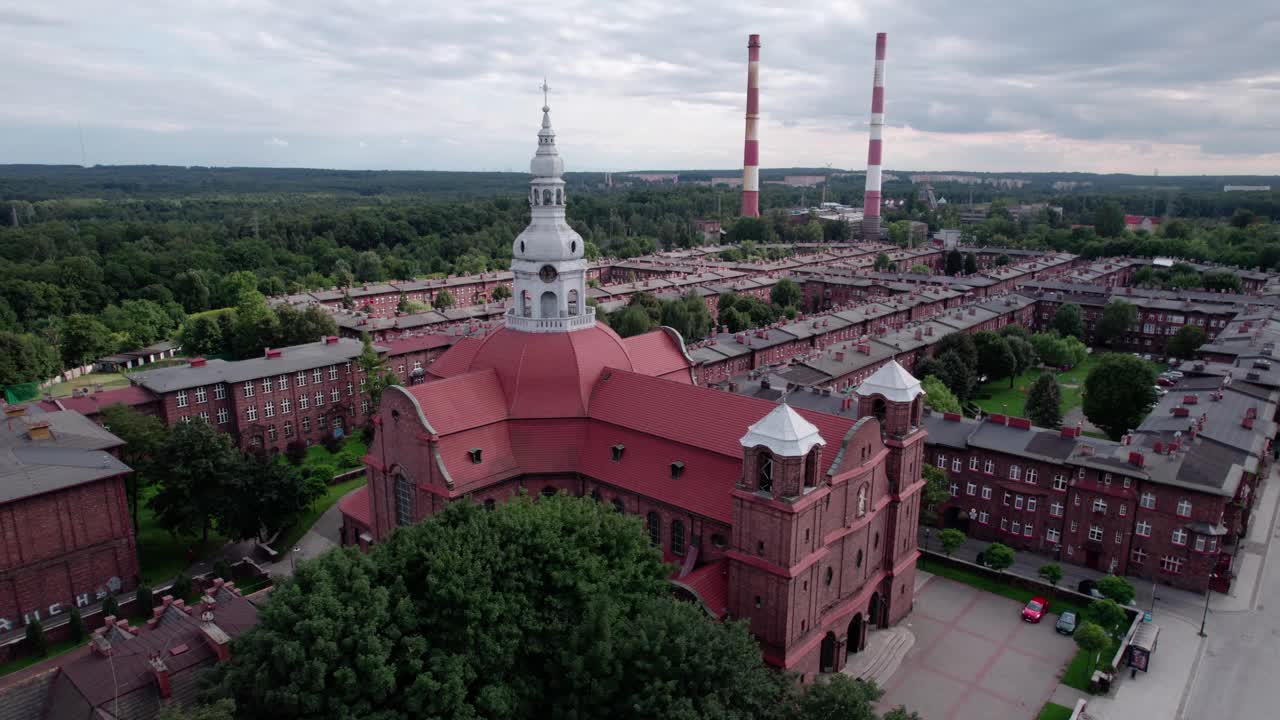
[[0, 331, 60, 385], [921, 465, 949, 525], [933, 332, 978, 369], [1082, 353, 1157, 440], [101, 299, 183, 348], [102, 595, 119, 618], [176, 310, 233, 357], [659, 293, 713, 343], [1030, 332, 1088, 368], [612, 306, 655, 338], [1038, 564, 1064, 592], [157, 699, 237, 720], [938, 529, 966, 557], [983, 542, 1015, 572], [1096, 575, 1137, 606], [1052, 303, 1086, 340], [1005, 336, 1036, 377], [1083, 599, 1129, 640], [148, 420, 242, 541], [275, 304, 337, 347], [792, 674, 881, 720], [136, 583, 156, 616], [1230, 207, 1256, 229], [433, 289, 455, 309], [101, 403, 170, 532], [881, 708, 923, 720], [1026, 373, 1063, 429], [492, 284, 512, 301], [1201, 270, 1243, 292], [1094, 201, 1126, 237], [357, 333, 400, 414], [230, 290, 279, 359], [963, 252, 978, 275], [25, 618, 47, 657], [921, 375, 962, 414], [945, 249, 963, 276], [874, 252, 892, 271], [67, 606, 86, 642], [171, 574, 193, 600], [1096, 301, 1138, 346], [771, 278, 802, 309], [1073, 621, 1110, 678], [974, 331, 1017, 386], [938, 350, 976, 403], [60, 314, 115, 367], [1166, 324, 1207, 358], [214, 454, 324, 543], [909, 263, 931, 275]]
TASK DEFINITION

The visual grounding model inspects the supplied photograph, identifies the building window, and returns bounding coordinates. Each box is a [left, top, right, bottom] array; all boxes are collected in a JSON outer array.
[[1024, 524, 1033, 538], [331, 388, 340, 403], [1114, 531, 1122, 544], [1103, 473, 1112, 485], [1160, 555, 1184, 574], [246, 405, 257, 422], [281, 398, 291, 414], [194, 387, 207, 404], [1027, 497, 1037, 512], [757, 452, 774, 493], [1177, 499, 1192, 517], [1053, 475, 1067, 491], [671, 520, 685, 556], [1093, 498, 1107, 514], [1009, 465, 1021, 481], [284, 420, 294, 438], [299, 395, 309, 410], [949, 483, 959, 497], [1002, 492, 1011, 506], [318, 416, 327, 430], [670, 461, 686, 480], [1118, 504, 1127, 517], [264, 401, 275, 418], [952, 457, 962, 472], [1046, 528, 1061, 543], [347, 382, 354, 397], [1070, 521, 1079, 532], [277, 374, 288, 391], [217, 408, 229, 424], [978, 511, 990, 524], [1194, 536, 1206, 552], [302, 416, 311, 432], [966, 482, 977, 496], [1123, 477, 1132, 489], [1132, 547, 1147, 565], [936, 453, 946, 468], [1172, 528, 1188, 546], [328, 365, 338, 381], [1012, 521, 1021, 535], [1087, 525, 1104, 542], [984, 459, 994, 474], [313, 369, 322, 383], [969, 457, 979, 471], [1000, 518, 1009, 531], [646, 512, 660, 544], [1026, 468, 1038, 485], [243, 381, 255, 398], [314, 391, 324, 406], [1136, 520, 1152, 537], [468, 448, 483, 464], [214, 384, 226, 400], [981, 486, 992, 500], [261, 379, 272, 395], [176, 390, 188, 408], [360, 378, 367, 391], [612, 444, 625, 462], [296, 371, 306, 387], [1015, 496, 1024, 510], [1050, 501, 1063, 517], [197, 411, 208, 423], [361, 400, 370, 415], [267, 425, 277, 441], [394, 474, 414, 527]]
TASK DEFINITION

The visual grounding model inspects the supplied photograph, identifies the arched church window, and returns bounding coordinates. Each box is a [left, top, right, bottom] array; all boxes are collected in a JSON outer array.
[[568, 289, 579, 316], [872, 398, 887, 424], [540, 290, 557, 318], [543, 188, 553, 205], [857, 485, 868, 517], [646, 511, 661, 545], [531, 189, 538, 206], [671, 520, 686, 556], [757, 451, 774, 494], [804, 447, 819, 489], [540, 486, 557, 499], [555, 188, 563, 205], [394, 473, 414, 527]]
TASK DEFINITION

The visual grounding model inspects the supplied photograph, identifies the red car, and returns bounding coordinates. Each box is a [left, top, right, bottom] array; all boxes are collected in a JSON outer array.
[[1157, 377, 1176, 387], [1022, 596, 1049, 623]]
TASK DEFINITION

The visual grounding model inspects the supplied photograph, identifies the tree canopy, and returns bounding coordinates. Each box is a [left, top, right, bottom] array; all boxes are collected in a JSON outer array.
[[1166, 324, 1207, 358], [1082, 354, 1157, 440], [1051, 303, 1086, 340], [1096, 301, 1138, 346], [1026, 373, 1063, 429], [920, 375, 962, 415]]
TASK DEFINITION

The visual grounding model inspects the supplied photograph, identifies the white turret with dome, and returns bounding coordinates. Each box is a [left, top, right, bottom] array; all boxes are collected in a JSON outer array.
[[507, 82, 593, 333]]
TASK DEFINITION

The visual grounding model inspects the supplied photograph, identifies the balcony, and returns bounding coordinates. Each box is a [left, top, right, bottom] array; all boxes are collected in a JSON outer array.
[[505, 306, 598, 333]]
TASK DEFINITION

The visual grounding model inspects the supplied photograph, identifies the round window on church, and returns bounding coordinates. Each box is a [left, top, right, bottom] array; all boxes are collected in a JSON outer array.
[[539, 264, 558, 283]]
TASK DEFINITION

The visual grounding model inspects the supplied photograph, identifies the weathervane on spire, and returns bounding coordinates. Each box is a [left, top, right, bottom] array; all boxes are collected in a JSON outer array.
[[540, 77, 550, 110]]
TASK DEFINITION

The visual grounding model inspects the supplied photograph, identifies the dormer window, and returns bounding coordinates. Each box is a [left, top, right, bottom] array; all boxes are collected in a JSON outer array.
[[670, 461, 685, 479], [611, 444, 625, 462], [468, 448, 482, 464]]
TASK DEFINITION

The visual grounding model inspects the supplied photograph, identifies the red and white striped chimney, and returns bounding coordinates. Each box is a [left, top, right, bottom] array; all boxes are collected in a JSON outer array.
[[741, 33, 761, 218], [861, 32, 887, 242]]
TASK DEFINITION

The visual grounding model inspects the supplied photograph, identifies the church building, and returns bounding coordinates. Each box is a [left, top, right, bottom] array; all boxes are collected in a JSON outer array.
[[343, 99, 926, 680]]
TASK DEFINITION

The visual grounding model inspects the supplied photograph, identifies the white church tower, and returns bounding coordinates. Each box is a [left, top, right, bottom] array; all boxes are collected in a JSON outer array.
[[507, 85, 594, 333]]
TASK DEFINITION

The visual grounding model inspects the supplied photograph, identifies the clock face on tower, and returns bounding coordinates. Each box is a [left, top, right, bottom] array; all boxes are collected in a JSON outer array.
[[539, 264, 558, 283]]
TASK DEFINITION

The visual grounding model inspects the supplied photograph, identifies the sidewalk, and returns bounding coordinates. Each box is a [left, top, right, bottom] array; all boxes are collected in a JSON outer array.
[[1082, 613, 1204, 720]]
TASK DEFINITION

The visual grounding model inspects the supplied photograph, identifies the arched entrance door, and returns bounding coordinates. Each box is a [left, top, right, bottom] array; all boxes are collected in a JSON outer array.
[[820, 632, 837, 673], [868, 592, 882, 629], [846, 613, 864, 660]]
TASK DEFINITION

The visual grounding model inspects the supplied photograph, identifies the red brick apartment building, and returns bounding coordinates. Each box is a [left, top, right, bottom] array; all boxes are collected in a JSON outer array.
[[342, 102, 926, 681], [0, 406, 137, 634]]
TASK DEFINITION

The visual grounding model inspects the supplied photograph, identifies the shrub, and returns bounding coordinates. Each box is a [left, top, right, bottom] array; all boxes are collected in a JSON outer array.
[[135, 583, 156, 615], [213, 559, 234, 582], [102, 595, 119, 618], [285, 440, 307, 466], [67, 607, 86, 643], [321, 433, 342, 454], [984, 542, 1015, 572], [937, 529, 966, 557], [171, 574, 193, 600], [25, 618, 47, 657]]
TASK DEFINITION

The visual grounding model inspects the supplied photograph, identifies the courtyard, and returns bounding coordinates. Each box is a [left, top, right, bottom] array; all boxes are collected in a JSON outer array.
[[878, 575, 1078, 720]]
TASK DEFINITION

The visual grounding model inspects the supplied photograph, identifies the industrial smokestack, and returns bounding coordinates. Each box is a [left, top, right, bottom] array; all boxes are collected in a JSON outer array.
[[741, 34, 761, 218], [861, 32, 887, 242]]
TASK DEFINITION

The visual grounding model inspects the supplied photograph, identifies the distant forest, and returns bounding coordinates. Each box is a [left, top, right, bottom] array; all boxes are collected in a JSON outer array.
[[0, 163, 1277, 388]]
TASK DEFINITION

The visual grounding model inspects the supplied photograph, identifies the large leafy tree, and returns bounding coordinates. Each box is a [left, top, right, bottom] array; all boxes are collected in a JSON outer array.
[[1026, 373, 1062, 429], [0, 331, 60, 386], [148, 420, 242, 541], [974, 331, 1017, 386], [275, 304, 338, 347], [659, 292, 713, 343], [1096, 300, 1138, 347], [358, 333, 400, 415], [963, 252, 977, 275], [60, 314, 116, 367], [920, 465, 949, 525], [1052, 303, 1086, 340], [1166, 324, 1207, 358], [945, 250, 963, 276], [214, 454, 324, 543], [932, 332, 978, 369], [1030, 332, 1088, 368], [1094, 200, 1126, 237], [770, 278, 802, 309], [791, 675, 881, 720], [938, 350, 977, 403], [1082, 353, 1157, 440], [99, 404, 169, 532], [1073, 622, 1110, 678], [920, 375, 961, 414]]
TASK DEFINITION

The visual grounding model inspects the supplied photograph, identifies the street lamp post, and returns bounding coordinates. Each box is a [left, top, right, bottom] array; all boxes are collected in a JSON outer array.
[[1198, 573, 1217, 637], [290, 546, 302, 573], [923, 527, 932, 554]]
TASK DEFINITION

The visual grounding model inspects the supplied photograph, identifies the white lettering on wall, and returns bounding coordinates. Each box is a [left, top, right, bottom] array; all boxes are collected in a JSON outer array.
[[48, 603, 62, 616], [76, 593, 90, 608], [0, 618, 11, 632], [23, 610, 40, 624]]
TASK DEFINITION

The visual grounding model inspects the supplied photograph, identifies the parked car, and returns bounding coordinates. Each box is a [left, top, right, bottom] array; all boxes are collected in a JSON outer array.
[[1077, 579, 1105, 599], [1056, 610, 1078, 635], [1157, 377, 1176, 387], [1022, 596, 1049, 623], [976, 550, 992, 567], [1153, 386, 1169, 396], [1167, 371, 1184, 379]]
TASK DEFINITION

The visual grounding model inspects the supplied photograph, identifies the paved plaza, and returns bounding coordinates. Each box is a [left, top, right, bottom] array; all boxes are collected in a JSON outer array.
[[879, 576, 1077, 720]]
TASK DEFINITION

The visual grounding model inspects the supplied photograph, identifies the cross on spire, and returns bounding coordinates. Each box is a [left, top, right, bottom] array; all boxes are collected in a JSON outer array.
[[540, 78, 550, 110]]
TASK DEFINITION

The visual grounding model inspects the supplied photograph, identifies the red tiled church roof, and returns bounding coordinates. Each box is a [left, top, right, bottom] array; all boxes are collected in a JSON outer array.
[[338, 484, 371, 527], [405, 368, 508, 434], [426, 336, 485, 379], [623, 328, 695, 384], [673, 558, 730, 618]]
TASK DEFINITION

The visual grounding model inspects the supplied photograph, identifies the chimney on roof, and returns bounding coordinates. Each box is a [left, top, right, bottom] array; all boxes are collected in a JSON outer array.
[[5, 405, 26, 417], [149, 655, 172, 698], [27, 421, 52, 441], [1243, 417, 1255, 429], [1128, 451, 1146, 468]]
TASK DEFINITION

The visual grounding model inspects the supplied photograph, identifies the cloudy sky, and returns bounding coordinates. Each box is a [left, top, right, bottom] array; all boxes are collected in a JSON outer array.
[[2, 0, 1278, 174]]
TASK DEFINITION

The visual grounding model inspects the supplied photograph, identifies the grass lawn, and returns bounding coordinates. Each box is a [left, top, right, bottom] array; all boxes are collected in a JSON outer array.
[[45, 371, 130, 397], [0, 638, 81, 678], [1061, 635, 1120, 692], [918, 556, 1088, 618], [273, 474, 367, 553], [1036, 702, 1075, 720], [973, 353, 1163, 420]]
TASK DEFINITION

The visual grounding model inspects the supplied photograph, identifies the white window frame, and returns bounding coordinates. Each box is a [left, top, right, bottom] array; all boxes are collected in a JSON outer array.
[[936, 454, 947, 468], [1015, 496, 1024, 510], [966, 482, 977, 496], [176, 390, 188, 408], [1132, 547, 1147, 564], [299, 395, 309, 410], [1136, 520, 1152, 537], [1177, 499, 1192, 518], [214, 384, 226, 400], [969, 457, 979, 471], [281, 398, 291, 414], [261, 378, 272, 394], [981, 486, 992, 500], [296, 371, 307, 387], [1026, 468, 1038, 485], [314, 391, 324, 406], [1053, 475, 1067, 491], [1046, 528, 1061, 543], [1172, 528, 1188, 546], [984, 459, 995, 474], [1009, 464, 1022, 481], [217, 408, 229, 424], [1093, 498, 1107, 514], [329, 365, 338, 381], [313, 368, 322, 383], [277, 375, 288, 391], [1088, 525, 1104, 542], [246, 405, 258, 422], [1050, 501, 1063, 517], [1027, 497, 1037, 512], [1194, 536, 1206, 552], [264, 401, 275, 418], [1141, 492, 1156, 509], [243, 381, 255, 398], [331, 388, 340, 403], [978, 511, 990, 525], [194, 387, 207, 404]]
